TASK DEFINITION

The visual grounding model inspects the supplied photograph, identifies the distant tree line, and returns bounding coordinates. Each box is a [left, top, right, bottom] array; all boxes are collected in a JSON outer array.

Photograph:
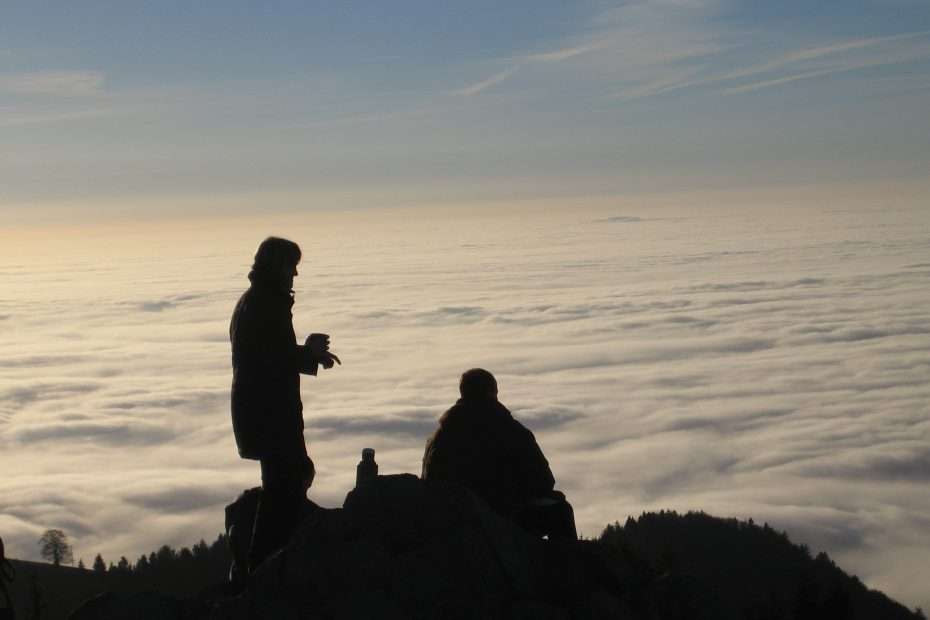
[[78, 535, 230, 597]]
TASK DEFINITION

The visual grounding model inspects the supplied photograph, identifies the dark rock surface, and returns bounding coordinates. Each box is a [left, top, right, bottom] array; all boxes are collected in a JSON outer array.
[[69, 591, 182, 620], [210, 474, 636, 620]]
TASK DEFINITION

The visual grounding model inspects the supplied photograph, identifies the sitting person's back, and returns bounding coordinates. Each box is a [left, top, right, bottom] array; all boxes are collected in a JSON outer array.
[[422, 369, 576, 540]]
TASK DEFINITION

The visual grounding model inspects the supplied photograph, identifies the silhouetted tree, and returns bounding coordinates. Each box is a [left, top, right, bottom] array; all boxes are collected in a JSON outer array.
[[116, 556, 131, 573], [92, 554, 106, 574], [77, 558, 85, 570], [37, 529, 72, 566]]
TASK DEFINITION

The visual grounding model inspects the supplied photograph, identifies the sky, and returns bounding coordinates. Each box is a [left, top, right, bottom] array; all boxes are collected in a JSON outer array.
[[1, 0, 930, 221], [1, 0, 929, 614]]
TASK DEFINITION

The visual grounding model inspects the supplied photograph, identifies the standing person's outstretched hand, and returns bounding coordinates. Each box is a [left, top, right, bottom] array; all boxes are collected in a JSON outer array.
[[307, 333, 341, 369]]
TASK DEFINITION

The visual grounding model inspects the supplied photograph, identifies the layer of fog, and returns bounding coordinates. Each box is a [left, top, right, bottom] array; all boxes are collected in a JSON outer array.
[[1, 201, 928, 609]]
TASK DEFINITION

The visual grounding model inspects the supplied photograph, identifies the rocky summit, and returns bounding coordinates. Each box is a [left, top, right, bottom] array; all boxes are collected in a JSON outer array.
[[210, 474, 635, 620]]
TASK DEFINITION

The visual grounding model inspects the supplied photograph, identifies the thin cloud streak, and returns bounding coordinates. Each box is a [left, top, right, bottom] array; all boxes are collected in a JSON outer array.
[[0, 70, 105, 97], [613, 30, 930, 101], [524, 40, 609, 63], [454, 36, 607, 96], [724, 45, 930, 94], [0, 108, 111, 128], [453, 66, 520, 96], [463, 1, 930, 104], [718, 30, 930, 82]]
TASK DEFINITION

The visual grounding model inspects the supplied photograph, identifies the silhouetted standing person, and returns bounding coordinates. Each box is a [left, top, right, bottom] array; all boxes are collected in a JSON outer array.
[[0, 536, 15, 620], [422, 369, 577, 540], [230, 237, 340, 573]]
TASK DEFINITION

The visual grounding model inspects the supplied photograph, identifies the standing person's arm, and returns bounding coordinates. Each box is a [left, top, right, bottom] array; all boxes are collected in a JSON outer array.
[[304, 333, 340, 371], [250, 297, 317, 376]]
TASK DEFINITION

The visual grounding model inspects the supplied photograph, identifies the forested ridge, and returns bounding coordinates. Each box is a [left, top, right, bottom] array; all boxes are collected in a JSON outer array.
[[599, 510, 924, 620], [10, 510, 924, 619]]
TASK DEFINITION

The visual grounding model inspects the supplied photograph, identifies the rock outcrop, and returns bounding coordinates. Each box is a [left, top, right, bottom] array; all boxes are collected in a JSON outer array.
[[210, 474, 636, 620]]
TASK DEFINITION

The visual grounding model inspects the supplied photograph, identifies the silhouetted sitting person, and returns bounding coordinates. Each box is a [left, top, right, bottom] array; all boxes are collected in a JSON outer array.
[[422, 369, 577, 540], [230, 237, 340, 578]]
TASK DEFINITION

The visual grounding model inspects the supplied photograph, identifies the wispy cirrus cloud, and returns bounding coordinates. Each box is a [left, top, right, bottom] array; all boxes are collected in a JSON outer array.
[[609, 29, 930, 100], [453, 35, 612, 96], [524, 40, 609, 63], [453, 66, 521, 96], [719, 30, 930, 82], [455, 1, 725, 98], [0, 70, 105, 97], [0, 107, 111, 128], [455, 0, 930, 104], [724, 34, 930, 94]]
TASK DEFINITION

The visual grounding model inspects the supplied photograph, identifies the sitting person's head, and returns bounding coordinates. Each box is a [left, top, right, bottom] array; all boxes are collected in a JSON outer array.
[[459, 368, 498, 401]]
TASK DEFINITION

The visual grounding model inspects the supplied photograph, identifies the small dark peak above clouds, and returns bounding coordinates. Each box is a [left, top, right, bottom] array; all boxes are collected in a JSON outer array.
[[595, 215, 643, 223], [0, 314, 10, 320], [459, 242, 496, 249]]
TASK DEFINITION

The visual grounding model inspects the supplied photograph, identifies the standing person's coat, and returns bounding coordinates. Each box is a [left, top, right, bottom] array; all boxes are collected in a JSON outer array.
[[422, 397, 555, 517], [230, 272, 317, 461]]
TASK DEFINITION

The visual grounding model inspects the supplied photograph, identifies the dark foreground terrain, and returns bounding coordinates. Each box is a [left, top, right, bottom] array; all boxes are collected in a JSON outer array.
[[9, 475, 924, 619]]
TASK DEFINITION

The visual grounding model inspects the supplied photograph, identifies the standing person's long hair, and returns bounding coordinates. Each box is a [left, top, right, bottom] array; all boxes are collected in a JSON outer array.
[[248, 237, 302, 294]]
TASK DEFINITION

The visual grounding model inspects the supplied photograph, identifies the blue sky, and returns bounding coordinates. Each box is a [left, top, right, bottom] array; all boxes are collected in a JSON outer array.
[[1, 1, 929, 220]]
